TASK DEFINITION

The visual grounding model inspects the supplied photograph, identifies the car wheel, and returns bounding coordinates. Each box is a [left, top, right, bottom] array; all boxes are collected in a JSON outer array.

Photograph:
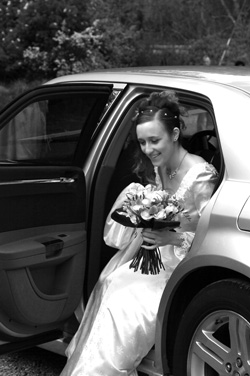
[[172, 279, 250, 376]]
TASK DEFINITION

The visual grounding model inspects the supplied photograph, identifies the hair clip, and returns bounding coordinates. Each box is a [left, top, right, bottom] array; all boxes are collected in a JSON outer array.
[[163, 110, 178, 119], [139, 109, 154, 114]]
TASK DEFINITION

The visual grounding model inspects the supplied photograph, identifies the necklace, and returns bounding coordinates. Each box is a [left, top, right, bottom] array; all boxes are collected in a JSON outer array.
[[166, 151, 188, 180]]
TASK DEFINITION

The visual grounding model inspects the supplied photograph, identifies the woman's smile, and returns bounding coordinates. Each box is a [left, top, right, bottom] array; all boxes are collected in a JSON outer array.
[[151, 152, 161, 160]]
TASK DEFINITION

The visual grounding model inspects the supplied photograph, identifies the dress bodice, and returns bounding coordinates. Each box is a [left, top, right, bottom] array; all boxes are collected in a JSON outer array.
[[154, 162, 218, 233]]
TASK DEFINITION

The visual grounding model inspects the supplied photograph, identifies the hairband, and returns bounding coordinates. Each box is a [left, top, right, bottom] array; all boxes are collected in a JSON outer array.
[[135, 107, 178, 120]]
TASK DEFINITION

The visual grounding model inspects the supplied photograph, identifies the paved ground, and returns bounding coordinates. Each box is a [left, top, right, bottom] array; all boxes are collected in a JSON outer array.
[[0, 347, 66, 375], [0, 347, 149, 375]]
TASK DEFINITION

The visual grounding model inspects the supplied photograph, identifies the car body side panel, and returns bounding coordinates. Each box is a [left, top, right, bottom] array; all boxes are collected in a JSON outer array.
[[156, 178, 250, 373]]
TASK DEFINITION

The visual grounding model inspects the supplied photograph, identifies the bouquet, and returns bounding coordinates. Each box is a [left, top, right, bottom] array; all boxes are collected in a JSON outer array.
[[111, 184, 185, 275]]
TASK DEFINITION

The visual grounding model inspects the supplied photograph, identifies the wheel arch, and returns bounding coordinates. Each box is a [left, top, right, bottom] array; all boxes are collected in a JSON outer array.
[[156, 265, 250, 374]]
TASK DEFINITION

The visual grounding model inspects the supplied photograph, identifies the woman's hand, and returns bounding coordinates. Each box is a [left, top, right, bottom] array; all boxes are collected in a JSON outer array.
[[142, 228, 176, 250]]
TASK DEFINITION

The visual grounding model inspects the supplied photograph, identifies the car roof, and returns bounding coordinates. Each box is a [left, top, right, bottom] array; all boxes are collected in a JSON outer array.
[[46, 66, 250, 93]]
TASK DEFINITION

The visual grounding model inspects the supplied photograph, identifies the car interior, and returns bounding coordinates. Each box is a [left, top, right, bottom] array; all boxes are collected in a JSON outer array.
[[97, 97, 223, 274], [0, 85, 223, 348]]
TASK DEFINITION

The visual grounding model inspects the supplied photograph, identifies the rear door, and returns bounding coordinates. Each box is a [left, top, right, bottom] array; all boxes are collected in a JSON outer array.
[[0, 83, 112, 344]]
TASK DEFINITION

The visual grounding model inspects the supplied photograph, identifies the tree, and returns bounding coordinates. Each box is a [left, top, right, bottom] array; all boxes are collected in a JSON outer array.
[[0, 0, 91, 79], [21, 0, 143, 78], [1, 0, 250, 81], [23, 18, 142, 77]]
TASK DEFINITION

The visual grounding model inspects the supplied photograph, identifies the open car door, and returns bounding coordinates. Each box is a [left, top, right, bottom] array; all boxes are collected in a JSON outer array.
[[0, 83, 112, 350]]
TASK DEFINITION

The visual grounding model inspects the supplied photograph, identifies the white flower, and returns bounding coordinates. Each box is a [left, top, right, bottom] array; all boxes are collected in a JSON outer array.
[[141, 198, 151, 206], [154, 209, 166, 220], [164, 203, 178, 217], [130, 214, 140, 225], [132, 204, 143, 213], [140, 210, 152, 220]]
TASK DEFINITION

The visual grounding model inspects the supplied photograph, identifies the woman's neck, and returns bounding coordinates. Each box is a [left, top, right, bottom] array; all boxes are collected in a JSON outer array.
[[165, 145, 185, 172], [158, 146, 187, 189]]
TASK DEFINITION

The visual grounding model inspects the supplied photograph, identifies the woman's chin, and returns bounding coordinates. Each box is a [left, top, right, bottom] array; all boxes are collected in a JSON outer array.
[[150, 158, 162, 167]]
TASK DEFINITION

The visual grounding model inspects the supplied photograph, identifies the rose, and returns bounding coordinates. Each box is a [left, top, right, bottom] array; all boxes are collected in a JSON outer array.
[[141, 205, 158, 220], [153, 208, 166, 220], [164, 203, 179, 216]]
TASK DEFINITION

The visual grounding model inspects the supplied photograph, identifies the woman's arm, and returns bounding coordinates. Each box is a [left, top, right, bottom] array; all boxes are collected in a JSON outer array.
[[103, 182, 144, 250], [142, 164, 218, 259], [141, 228, 185, 248]]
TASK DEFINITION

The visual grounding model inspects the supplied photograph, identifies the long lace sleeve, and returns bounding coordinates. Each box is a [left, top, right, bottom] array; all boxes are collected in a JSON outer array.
[[103, 182, 144, 250], [174, 231, 195, 261], [174, 164, 218, 261]]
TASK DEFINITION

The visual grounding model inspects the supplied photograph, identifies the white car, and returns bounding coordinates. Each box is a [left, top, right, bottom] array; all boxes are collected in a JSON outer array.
[[0, 66, 250, 376]]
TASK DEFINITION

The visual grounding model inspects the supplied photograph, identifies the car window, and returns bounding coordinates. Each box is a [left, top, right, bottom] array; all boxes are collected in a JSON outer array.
[[124, 98, 216, 148], [0, 90, 117, 165], [181, 105, 214, 137], [112, 95, 219, 194]]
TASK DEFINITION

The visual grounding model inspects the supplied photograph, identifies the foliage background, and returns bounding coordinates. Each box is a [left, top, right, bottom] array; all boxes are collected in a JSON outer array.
[[0, 0, 250, 107]]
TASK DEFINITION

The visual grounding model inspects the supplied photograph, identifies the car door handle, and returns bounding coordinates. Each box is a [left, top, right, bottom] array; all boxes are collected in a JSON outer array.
[[0, 177, 75, 186], [238, 196, 250, 231], [34, 177, 75, 184], [41, 238, 64, 258]]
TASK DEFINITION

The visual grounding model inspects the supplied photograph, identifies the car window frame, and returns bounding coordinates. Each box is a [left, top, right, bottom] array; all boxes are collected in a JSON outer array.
[[86, 84, 223, 295], [0, 83, 114, 168]]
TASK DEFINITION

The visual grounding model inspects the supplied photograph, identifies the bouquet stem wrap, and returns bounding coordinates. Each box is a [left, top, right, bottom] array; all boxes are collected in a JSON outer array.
[[129, 243, 165, 274]]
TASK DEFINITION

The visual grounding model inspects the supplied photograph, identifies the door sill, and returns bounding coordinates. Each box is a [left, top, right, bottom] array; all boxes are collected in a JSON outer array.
[[0, 330, 63, 355]]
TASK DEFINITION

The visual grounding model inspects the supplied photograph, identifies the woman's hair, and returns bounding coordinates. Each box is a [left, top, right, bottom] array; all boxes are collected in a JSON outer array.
[[131, 90, 185, 184]]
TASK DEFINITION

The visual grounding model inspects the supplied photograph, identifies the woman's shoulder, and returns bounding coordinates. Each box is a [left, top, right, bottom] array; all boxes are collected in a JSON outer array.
[[186, 153, 206, 166], [185, 163, 218, 188], [180, 152, 217, 185], [185, 153, 217, 174]]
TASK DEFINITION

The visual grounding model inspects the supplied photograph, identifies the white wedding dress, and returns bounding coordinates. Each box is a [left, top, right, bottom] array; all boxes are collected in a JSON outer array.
[[60, 162, 218, 376]]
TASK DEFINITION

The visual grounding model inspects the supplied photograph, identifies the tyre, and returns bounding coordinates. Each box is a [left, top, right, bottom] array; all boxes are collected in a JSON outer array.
[[172, 279, 250, 376]]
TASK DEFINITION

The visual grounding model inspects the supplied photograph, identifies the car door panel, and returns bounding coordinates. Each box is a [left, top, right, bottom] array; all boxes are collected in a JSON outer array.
[[0, 230, 86, 326], [0, 166, 86, 335], [0, 83, 113, 341], [0, 166, 85, 231]]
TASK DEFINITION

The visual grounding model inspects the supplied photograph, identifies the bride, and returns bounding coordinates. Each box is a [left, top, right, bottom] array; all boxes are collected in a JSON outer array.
[[60, 90, 218, 376]]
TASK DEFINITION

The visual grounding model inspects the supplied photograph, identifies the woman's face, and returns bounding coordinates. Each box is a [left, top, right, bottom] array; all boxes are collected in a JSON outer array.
[[136, 119, 175, 167]]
